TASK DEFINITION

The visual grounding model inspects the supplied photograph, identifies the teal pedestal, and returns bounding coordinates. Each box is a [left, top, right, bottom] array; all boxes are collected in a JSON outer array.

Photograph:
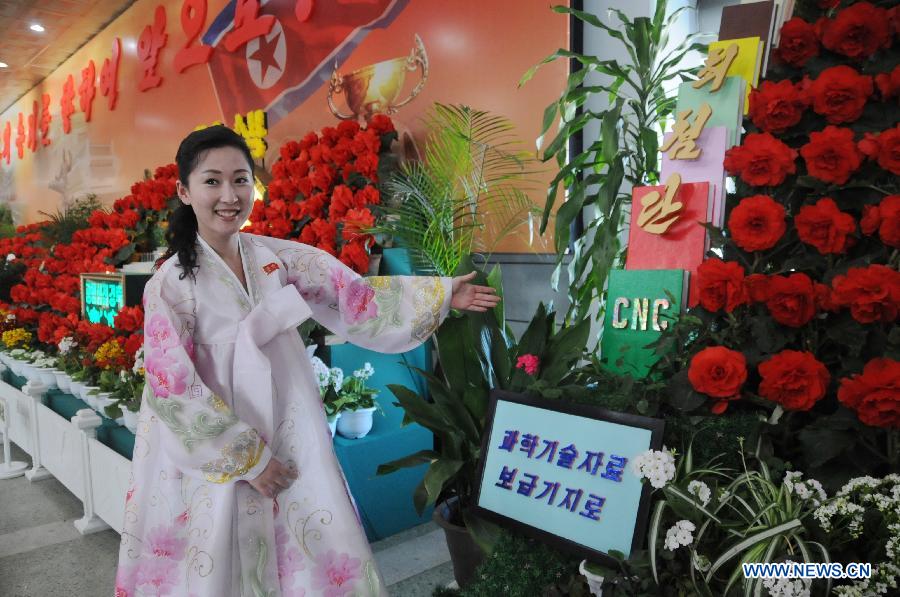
[[329, 337, 434, 541]]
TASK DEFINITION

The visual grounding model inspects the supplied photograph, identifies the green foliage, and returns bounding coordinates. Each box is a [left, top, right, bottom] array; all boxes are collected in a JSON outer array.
[[0, 204, 16, 239], [434, 531, 579, 597], [38, 195, 103, 245], [522, 0, 704, 322], [375, 103, 540, 276]]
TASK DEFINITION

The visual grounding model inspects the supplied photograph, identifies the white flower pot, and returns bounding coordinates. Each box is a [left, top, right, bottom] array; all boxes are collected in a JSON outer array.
[[36, 367, 57, 389], [21, 363, 39, 381], [80, 386, 99, 409], [327, 413, 341, 438], [580, 560, 605, 596], [92, 392, 116, 417], [68, 380, 84, 399], [121, 405, 139, 433], [7, 358, 23, 376], [54, 371, 71, 393], [336, 407, 377, 439], [0, 352, 10, 366]]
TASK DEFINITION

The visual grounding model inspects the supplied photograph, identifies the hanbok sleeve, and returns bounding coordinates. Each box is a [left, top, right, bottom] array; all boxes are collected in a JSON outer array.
[[141, 268, 271, 484], [257, 236, 452, 353]]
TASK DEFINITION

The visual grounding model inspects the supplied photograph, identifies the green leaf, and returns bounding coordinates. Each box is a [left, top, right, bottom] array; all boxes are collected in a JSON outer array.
[[376, 449, 438, 476], [462, 510, 502, 555], [420, 458, 464, 514], [706, 519, 803, 581], [648, 499, 667, 585]]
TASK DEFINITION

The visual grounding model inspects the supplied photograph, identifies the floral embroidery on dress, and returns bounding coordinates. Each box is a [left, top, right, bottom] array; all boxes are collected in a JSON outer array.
[[312, 550, 362, 597], [410, 278, 446, 341], [276, 524, 306, 596], [146, 313, 181, 352], [339, 279, 378, 325], [145, 350, 188, 398], [200, 428, 265, 483]]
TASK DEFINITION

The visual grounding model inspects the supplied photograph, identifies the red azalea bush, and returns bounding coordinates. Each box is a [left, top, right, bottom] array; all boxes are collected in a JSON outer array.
[[800, 126, 863, 184], [758, 350, 830, 412], [724, 132, 798, 187], [764, 273, 817, 328], [838, 358, 900, 428], [244, 115, 397, 273], [727, 194, 786, 251], [794, 197, 856, 254]]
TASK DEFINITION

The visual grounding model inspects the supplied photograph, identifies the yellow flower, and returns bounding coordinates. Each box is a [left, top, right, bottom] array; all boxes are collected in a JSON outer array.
[[2, 328, 32, 349], [94, 339, 125, 369]]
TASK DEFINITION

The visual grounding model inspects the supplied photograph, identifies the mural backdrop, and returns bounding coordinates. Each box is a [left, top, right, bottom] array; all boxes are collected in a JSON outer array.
[[0, 0, 568, 252]]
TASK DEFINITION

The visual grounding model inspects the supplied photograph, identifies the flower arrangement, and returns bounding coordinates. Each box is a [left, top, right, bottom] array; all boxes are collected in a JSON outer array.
[[1, 327, 31, 349], [243, 115, 398, 273], [338, 362, 378, 412]]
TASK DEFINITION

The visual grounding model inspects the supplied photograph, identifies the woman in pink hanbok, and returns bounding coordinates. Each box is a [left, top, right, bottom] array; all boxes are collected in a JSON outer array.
[[114, 126, 498, 596]]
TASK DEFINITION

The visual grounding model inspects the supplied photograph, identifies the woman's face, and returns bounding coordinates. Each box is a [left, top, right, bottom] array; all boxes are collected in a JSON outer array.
[[176, 146, 254, 246]]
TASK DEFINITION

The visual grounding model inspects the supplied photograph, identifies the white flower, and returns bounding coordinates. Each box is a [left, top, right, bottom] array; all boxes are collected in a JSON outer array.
[[632, 448, 676, 489], [309, 356, 330, 391], [132, 346, 144, 373], [6, 253, 14, 262], [330, 367, 344, 391], [688, 480, 711, 507], [58, 336, 77, 355], [5, 313, 14, 322], [353, 362, 375, 380], [119, 370, 129, 382], [762, 570, 811, 597], [663, 519, 695, 551]]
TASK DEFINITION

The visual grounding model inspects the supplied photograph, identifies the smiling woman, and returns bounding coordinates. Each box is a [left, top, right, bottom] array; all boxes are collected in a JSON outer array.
[[114, 126, 499, 596]]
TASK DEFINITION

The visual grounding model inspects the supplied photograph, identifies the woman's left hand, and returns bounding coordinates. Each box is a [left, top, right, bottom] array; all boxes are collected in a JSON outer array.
[[450, 271, 502, 312]]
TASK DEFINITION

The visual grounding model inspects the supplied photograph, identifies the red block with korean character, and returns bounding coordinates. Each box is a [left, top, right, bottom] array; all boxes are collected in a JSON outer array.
[[138, 5, 168, 91], [202, 0, 409, 125], [60, 75, 76, 134], [2, 121, 11, 165], [15, 113, 25, 159], [26, 101, 38, 153], [174, 0, 213, 73], [79, 60, 97, 122], [100, 38, 122, 110], [40, 94, 51, 146]]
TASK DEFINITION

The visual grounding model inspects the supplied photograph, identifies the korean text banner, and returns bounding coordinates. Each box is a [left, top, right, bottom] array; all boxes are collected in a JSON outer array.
[[475, 391, 664, 561]]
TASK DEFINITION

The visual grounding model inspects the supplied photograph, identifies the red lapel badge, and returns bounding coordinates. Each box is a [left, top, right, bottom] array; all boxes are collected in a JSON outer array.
[[263, 262, 280, 275]]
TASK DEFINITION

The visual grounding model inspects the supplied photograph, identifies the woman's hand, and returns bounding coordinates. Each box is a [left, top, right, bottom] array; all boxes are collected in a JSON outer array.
[[450, 271, 501, 312], [249, 457, 298, 498]]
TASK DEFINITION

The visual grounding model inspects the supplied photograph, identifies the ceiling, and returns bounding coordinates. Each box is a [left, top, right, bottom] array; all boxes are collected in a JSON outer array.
[[0, 0, 136, 116]]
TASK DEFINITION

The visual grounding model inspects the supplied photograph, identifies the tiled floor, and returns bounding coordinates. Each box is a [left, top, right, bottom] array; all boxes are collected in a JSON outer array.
[[0, 443, 455, 596]]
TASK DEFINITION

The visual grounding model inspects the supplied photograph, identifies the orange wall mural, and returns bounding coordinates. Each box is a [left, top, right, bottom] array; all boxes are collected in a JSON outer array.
[[0, 0, 568, 253]]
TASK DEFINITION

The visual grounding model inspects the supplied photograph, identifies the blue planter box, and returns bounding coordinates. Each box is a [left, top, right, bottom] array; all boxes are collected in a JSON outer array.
[[329, 338, 434, 541]]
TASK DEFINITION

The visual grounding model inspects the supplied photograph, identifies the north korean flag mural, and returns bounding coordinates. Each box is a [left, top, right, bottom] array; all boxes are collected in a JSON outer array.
[[202, 0, 410, 125]]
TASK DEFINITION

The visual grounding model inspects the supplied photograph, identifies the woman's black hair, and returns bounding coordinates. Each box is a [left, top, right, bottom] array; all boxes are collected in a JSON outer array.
[[160, 125, 254, 280]]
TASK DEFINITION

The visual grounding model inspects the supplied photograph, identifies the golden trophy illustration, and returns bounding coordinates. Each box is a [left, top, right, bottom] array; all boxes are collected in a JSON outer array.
[[328, 34, 429, 121]]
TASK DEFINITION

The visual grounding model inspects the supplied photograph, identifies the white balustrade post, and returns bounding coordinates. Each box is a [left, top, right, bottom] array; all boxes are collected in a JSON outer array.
[[22, 379, 51, 481], [0, 363, 28, 480], [71, 408, 110, 534]]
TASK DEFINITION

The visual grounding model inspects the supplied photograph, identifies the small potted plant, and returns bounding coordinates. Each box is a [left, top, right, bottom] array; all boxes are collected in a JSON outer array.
[[53, 336, 79, 392], [335, 363, 379, 439], [308, 346, 346, 437]]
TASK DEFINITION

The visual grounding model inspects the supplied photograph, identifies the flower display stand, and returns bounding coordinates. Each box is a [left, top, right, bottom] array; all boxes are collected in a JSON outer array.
[[0, 364, 131, 535]]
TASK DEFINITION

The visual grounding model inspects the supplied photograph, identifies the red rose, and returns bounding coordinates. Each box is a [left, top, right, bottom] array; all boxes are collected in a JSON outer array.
[[724, 133, 798, 187], [759, 350, 830, 411], [727, 195, 786, 252], [822, 2, 891, 59], [339, 239, 371, 274], [875, 195, 900, 248], [299, 218, 337, 254], [831, 265, 900, 324], [748, 80, 808, 134], [691, 258, 748, 312], [688, 346, 748, 413], [340, 207, 376, 241], [368, 114, 396, 136], [777, 18, 820, 67], [794, 197, 856, 254], [859, 126, 900, 175], [765, 273, 817, 327], [329, 185, 361, 220], [744, 274, 771, 303], [114, 306, 144, 333], [800, 126, 862, 185], [814, 283, 840, 312], [876, 66, 900, 101], [861, 204, 882, 235], [809, 66, 873, 124], [838, 358, 900, 428]]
